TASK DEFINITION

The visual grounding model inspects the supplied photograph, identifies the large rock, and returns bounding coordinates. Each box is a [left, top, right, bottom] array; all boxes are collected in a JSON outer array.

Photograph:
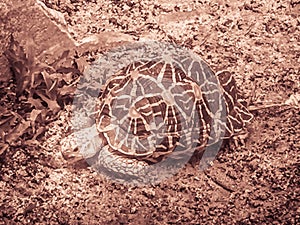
[[0, 0, 76, 82], [1, 0, 76, 62], [0, 0, 134, 82]]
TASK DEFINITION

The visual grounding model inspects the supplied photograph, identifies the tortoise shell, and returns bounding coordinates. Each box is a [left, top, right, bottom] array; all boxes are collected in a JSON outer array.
[[68, 41, 253, 184], [95, 59, 253, 165]]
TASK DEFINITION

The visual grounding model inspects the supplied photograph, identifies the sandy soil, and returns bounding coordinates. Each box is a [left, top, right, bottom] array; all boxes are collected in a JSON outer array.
[[0, 0, 299, 224]]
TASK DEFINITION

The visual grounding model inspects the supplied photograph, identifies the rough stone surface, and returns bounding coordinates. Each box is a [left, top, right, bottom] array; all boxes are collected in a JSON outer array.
[[2, 0, 75, 59]]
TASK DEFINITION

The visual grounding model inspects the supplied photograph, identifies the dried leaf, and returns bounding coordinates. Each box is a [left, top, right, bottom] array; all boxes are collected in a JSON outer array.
[[4, 36, 31, 96], [48, 79, 58, 93], [56, 67, 80, 74], [0, 113, 15, 127], [35, 90, 60, 113], [41, 71, 61, 100], [41, 71, 54, 91], [32, 126, 46, 140], [0, 111, 18, 133], [61, 72, 74, 84], [29, 109, 42, 131], [5, 120, 31, 144], [75, 57, 88, 73], [28, 97, 44, 109], [50, 50, 70, 68], [0, 143, 9, 156], [59, 85, 76, 96]]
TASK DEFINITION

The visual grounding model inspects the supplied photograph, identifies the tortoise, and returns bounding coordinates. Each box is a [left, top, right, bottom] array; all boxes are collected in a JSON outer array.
[[61, 41, 253, 185]]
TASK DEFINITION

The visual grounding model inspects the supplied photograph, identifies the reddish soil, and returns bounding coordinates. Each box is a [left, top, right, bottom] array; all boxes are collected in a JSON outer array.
[[0, 0, 299, 224]]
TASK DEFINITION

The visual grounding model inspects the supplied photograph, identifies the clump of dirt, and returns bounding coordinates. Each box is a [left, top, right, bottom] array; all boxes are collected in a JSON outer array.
[[0, 0, 299, 224]]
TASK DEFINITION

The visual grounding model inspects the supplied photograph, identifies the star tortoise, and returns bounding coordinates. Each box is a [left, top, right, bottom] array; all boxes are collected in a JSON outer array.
[[62, 41, 253, 184]]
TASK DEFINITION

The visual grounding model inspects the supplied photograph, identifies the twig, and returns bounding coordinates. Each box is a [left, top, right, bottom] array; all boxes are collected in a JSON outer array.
[[204, 170, 236, 193]]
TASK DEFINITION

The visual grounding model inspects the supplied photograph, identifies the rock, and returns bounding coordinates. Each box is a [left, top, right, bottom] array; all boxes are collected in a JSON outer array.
[[1, 0, 76, 65]]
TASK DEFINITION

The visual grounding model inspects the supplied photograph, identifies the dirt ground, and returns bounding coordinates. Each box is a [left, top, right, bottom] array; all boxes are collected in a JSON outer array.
[[0, 0, 299, 224]]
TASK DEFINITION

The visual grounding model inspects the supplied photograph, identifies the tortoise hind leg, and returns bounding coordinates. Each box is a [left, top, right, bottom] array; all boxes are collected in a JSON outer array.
[[216, 71, 254, 138]]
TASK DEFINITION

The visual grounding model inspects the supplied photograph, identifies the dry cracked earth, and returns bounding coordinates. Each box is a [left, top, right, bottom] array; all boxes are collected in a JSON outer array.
[[0, 0, 299, 224]]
